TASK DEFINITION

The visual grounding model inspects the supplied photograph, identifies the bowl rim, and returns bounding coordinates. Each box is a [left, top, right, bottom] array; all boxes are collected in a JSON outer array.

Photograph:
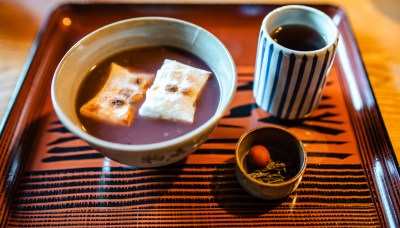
[[51, 16, 237, 152], [235, 125, 307, 187]]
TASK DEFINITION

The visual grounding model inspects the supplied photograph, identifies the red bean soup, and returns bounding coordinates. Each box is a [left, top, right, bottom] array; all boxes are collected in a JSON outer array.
[[75, 45, 221, 144]]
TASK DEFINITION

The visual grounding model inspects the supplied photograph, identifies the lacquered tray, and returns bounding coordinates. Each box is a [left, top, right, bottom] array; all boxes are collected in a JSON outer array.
[[1, 3, 399, 227]]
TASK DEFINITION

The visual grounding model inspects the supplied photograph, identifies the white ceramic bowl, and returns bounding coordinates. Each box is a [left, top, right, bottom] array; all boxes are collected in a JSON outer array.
[[51, 17, 237, 167]]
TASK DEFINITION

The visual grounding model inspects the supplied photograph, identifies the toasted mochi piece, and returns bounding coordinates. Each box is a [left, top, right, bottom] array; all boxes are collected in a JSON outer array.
[[139, 59, 211, 123], [80, 63, 153, 126]]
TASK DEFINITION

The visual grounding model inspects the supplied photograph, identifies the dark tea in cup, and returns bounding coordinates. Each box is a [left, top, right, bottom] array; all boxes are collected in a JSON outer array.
[[270, 24, 327, 51]]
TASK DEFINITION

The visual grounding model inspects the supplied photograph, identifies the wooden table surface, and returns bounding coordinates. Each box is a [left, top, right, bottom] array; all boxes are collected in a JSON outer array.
[[1, 0, 400, 165]]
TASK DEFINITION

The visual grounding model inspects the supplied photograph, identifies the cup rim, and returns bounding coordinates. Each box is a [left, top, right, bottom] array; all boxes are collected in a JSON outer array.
[[51, 16, 237, 152], [235, 125, 307, 187], [262, 5, 339, 54]]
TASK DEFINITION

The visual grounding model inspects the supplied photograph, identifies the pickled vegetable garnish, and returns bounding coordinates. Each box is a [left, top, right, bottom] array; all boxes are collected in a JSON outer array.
[[249, 160, 287, 184]]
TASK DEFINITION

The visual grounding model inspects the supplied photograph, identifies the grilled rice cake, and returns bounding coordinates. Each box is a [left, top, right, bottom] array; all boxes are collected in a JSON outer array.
[[139, 59, 211, 123], [80, 63, 153, 126]]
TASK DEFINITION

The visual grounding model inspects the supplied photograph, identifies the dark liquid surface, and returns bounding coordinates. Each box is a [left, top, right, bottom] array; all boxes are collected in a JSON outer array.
[[76, 46, 220, 145], [270, 24, 326, 51]]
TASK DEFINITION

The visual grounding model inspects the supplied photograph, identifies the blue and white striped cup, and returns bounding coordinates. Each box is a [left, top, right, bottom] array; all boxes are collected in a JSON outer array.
[[253, 5, 339, 120]]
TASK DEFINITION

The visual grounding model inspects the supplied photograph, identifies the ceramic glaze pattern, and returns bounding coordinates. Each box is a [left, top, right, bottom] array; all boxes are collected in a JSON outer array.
[[254, 40, 338, 119], [253, 6, 339, 120]]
